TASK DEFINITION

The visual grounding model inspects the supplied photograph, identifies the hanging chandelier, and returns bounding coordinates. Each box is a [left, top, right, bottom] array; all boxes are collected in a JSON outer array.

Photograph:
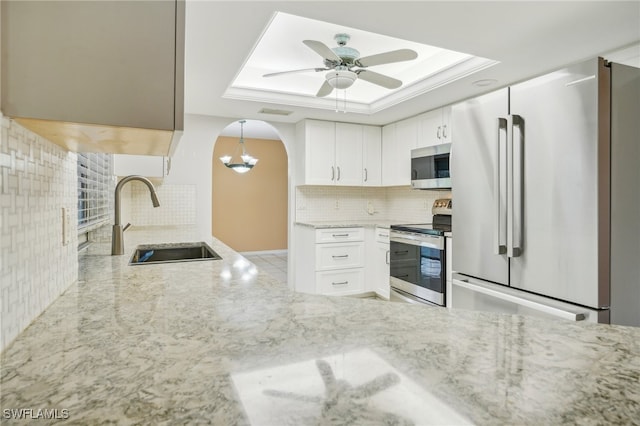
[[219, 120, 258, 174]]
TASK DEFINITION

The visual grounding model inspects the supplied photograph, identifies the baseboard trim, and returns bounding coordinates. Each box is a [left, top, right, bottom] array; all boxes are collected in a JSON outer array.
[[240, 249, 288, 256]]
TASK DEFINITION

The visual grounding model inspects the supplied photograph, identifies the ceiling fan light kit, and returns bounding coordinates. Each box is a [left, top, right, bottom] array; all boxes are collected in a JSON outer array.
[[263, 33, 418, 98], [326, 69, 357, 89]]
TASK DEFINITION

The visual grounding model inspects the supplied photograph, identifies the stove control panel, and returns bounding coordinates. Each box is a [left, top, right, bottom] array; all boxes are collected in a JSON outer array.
[[432, 198, 452, 216]]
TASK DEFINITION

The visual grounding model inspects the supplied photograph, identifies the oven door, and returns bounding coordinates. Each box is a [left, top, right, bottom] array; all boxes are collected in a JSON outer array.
[[389, 231, 446, 306]]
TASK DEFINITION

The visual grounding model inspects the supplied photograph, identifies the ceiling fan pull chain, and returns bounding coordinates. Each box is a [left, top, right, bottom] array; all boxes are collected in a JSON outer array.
[[343, 89, 347, 113]]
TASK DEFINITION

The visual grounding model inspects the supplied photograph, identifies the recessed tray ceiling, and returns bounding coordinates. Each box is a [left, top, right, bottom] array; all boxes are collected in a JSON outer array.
[[224, 12, 498, 115]]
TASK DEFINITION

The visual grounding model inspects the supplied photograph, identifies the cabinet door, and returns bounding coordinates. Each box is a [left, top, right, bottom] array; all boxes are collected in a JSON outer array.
[[334, 123, 363, 186], [417, 109, 442, 148], [381, 124, 397, 186], [441, 106, 452, 144], [304, 120, 336, 185], [2, 1, 180, 131], [383, 118, 417, 186], [375, 242, 390, 299], [362, 125, 382, 186]]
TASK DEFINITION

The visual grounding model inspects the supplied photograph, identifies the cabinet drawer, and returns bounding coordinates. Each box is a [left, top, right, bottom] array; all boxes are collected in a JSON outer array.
[[375, 227, 390, 243], [316, 243, 364, 270], [315, 227, 364, 243], [316, 269, 364, 295]]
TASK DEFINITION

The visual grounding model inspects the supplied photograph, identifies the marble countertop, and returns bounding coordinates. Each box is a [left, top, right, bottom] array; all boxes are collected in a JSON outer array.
[[296, 221, 453, 237], [295, 220, 395, 229], [1, 226, 638, 425]]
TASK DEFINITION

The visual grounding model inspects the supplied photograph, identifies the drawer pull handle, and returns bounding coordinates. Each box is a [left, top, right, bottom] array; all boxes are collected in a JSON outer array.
[[332, 255, 349, 259], [378, 233, 388, 237], [332, 281, 349, 286], [332, 233, 349, 237]]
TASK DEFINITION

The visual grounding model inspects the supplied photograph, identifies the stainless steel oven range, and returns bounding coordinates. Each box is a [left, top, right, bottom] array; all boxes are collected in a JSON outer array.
[[389, 199, 451, 306]]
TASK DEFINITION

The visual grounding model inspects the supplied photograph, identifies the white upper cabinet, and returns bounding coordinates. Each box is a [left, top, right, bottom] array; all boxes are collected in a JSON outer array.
[[296, 120, 336, 185], [362, 125, 382, 186], [382, 117, 418, 186], [417, 106, 452, 148], [335, 123, 363, 186], [297, 120, 382, 187]]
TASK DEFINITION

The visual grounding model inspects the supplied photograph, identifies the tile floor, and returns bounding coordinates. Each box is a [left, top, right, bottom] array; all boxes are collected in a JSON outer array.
[[242, 251, 288, 285]]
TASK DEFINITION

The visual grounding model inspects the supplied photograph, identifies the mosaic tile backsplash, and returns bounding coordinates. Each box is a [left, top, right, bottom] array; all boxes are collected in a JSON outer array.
[[0, 116, 79, 352]]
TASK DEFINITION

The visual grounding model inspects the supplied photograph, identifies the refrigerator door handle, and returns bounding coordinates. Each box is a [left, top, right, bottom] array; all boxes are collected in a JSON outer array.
[[507, 114, 524, 257], [453, 277, 587, 321], [495, 118, 508, 255]]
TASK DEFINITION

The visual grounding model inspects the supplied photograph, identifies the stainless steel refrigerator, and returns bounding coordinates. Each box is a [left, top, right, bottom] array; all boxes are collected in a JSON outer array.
[[451, 57, 639, 325]]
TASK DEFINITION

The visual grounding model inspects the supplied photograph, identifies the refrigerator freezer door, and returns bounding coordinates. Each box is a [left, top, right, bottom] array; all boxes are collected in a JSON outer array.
[[451, 273, 603, 323], [451, 88, 509, 286], [508, 58, 608, 309]]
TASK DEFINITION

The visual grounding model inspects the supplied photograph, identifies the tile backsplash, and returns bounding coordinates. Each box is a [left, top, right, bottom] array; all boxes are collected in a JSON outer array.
[[120, 181, 196, 227], [0, 116, 78, 352], [296, 186, 450, 223]]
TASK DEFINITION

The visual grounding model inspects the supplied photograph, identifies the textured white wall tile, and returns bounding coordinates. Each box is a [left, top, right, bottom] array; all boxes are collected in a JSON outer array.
[[0, 117, 78, 352], [125, 181, 196, 226], [296, 186, 451, 223]]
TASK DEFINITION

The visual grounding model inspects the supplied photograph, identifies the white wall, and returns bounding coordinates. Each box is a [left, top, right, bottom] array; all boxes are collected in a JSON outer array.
[[0, 115, 78, 352]]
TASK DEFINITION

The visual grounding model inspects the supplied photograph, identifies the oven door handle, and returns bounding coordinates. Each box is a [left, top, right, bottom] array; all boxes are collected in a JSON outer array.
[[390, 288, 438, 306], [390, 234, 444, 250]]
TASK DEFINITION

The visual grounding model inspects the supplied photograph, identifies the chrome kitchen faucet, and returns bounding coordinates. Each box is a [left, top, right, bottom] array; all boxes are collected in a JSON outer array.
[[111, 175, 160, 255]]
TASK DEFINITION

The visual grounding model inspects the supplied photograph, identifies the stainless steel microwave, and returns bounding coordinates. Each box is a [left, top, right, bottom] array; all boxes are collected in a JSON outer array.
[[410, 143, 452, 190]]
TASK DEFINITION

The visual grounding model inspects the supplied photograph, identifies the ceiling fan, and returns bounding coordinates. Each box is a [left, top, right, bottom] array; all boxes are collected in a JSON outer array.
[[263, 33, 418, 97]]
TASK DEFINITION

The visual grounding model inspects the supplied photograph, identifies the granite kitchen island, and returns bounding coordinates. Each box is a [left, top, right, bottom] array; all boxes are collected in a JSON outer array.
[[1, 226, 639, 425]]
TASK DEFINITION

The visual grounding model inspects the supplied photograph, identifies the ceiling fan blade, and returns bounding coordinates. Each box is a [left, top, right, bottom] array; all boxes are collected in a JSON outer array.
[[355, 49, 418, 67], [263, 68, 328, 77], [315, 80, 334, 97], [303, 40, 341, 63], [356, 70, 402, 89]]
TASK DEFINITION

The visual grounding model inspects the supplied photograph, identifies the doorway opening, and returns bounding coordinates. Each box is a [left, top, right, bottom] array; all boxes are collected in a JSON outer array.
[[212, 120, 288, 284]]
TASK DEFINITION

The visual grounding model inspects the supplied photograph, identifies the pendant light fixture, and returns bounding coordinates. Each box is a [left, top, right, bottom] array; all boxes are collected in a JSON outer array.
[[219, 120, 258, 174]]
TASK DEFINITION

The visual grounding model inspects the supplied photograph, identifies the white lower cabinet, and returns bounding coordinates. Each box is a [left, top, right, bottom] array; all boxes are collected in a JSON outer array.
[[372, 227, 390, 299], [316, 242, 364, 271], [316, 269, 364, 296], [294, 225, 394, 298], [294, 225, 365, 296]]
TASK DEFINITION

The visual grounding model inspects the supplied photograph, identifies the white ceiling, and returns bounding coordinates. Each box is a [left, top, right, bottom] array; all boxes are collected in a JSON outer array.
[[185, 1, 640, 127]]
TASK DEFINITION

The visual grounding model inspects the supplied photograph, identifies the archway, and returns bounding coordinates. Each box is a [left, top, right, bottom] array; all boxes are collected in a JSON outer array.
[[211, 120, 288, 254]]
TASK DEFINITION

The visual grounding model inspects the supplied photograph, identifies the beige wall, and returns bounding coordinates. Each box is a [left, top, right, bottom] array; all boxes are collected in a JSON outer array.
[[212, 136, 287, 252]]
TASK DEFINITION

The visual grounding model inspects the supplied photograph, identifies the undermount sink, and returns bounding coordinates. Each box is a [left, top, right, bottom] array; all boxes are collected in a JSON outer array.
[[129, 242, 222, 265]]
